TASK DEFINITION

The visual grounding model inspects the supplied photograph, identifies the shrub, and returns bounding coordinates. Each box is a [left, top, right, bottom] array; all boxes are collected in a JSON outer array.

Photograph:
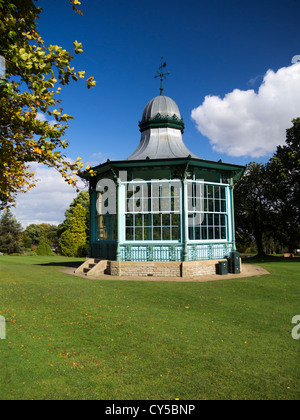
[[36, 242, 52, 256], [59, 204, 88, 257], [59, 230, 76, 257]]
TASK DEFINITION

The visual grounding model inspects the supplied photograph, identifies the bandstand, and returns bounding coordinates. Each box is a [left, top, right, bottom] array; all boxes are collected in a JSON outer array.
[[79, 66, 244, 277]]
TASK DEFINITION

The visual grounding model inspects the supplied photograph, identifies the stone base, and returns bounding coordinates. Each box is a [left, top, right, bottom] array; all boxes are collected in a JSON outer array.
[[107, 259, 239, 278]]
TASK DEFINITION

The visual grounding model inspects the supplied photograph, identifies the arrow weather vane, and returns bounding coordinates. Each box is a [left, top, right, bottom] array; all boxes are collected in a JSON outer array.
[[155, 56, 170, 96]]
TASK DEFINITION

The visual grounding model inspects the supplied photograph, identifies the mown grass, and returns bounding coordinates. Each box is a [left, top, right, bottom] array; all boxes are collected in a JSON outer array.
[[0, 255, 299, 400]]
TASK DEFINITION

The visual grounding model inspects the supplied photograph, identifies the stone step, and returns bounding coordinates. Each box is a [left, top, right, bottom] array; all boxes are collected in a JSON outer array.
[[75, 258, 108, 277]]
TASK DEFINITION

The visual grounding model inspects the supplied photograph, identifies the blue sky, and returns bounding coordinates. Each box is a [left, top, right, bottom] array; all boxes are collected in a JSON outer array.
[[13, 0, 300, 226], [37, 0, 300, 164]]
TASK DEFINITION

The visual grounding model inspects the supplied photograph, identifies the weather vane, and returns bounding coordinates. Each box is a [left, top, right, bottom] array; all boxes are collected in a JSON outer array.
[[155, 56, 170, 96]]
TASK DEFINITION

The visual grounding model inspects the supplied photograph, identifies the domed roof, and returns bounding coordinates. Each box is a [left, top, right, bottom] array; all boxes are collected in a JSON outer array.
[[141, 95, 181, 122], [127, 94, 200, 161], [138, 95, 184, 134]]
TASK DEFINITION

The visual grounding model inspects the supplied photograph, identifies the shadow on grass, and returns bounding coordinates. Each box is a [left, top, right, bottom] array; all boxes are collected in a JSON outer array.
[[242, 255, 300, 264], [37, 261, 84, 268]]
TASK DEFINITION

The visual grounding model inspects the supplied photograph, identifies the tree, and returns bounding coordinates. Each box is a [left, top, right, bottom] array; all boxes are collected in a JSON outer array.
[[58, 229, 76, 257], [0, 209, 23, 254], [36, 241, 52, 256], [267, 118, 300, 251], [23, 223, 45, 246], [58, 191, 89, 237], [59, 203, 87, 257], [23, 223, 58, 248], [69, 204, 88, 256], [0, 0, 96, 209], [234, 162, 274, 256]]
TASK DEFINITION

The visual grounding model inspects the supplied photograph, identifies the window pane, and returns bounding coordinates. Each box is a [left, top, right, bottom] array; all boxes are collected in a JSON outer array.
[[135, 227, 143, 241], [163, 227, 171, 240], [126, 228, 133, 241], [162, 214, 170, 227], [172, 226, 180, 241], [202, 225, 208, 239], [221, 200, 226, 213], [135, 214, 143, 227], [221, 227, 226, 239], [214, 214, 220, 225], [153, 214, 161, 227], [172, 214, 180, 226], [126, 214, 133, 227], [153, 227, 161, 240]]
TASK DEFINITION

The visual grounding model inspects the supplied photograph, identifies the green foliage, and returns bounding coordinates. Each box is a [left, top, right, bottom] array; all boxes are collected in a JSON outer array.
[[23, 223, 58, 247], [0, 209, 23, 254], [59, 204, 87, 257], [58, 229, 76, 257], [267, 118, 300, 250], [235, 119, 300, 254], [0, 0, 95, 209], [235, 162, 273, 255], [58, 191, 89, 237], [36, 241, 52, 256]]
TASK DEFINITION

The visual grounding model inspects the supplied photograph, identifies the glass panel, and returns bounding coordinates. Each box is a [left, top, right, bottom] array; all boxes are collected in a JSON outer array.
[[214, 214, 220, 225], [162, 214, 170, 226], [221, 200, 226, 213], [187, 183, 229, 241], [172, 226, 180, 241], [202, 225, 208, 240], [126, 214, 133, 227], [135, 227, 143, 241], [153, 214, 161, 227], [153, 227, 161, 241], [207, 185, 213, 198], [221, 227, 226, 240], [163, 227, 171, 240], [126, 228, 133, 241], [135, 214, 143, 227], [125, 180, 182, 242]]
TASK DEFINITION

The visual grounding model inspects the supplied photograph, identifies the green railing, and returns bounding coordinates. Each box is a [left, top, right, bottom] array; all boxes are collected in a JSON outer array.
[[119, 242, 233, 262]]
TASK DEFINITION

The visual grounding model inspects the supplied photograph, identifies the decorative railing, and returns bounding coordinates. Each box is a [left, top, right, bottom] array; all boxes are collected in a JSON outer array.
[[120, 243, 233, 262]]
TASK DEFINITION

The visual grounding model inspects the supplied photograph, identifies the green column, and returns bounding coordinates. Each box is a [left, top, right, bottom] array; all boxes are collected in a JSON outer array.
[[89, 186, 97, 257], [116, 177, 121, 261], [229, 178, 236, 252], [182, 178, 189, 262]]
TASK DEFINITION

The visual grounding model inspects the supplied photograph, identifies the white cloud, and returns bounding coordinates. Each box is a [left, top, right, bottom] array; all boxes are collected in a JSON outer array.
[[13, 163, 87, 228], [191, 63, 300, 158], [36, 112, 57, 127], [36, 112, 47, 122]]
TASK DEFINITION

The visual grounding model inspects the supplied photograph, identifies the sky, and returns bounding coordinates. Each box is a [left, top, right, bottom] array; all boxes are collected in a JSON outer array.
[[11, 0, 300, 227]]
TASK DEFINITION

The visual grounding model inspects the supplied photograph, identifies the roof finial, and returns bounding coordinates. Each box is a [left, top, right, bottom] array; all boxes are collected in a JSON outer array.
[[155, 56, 170, 96]]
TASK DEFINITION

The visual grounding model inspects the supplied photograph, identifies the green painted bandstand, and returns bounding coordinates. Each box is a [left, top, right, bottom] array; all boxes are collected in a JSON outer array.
[[80, 68, 244, 276]]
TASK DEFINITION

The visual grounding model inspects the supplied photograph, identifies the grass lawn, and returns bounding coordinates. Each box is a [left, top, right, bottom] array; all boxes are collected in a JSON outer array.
[[0, 255, 299, 400]]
